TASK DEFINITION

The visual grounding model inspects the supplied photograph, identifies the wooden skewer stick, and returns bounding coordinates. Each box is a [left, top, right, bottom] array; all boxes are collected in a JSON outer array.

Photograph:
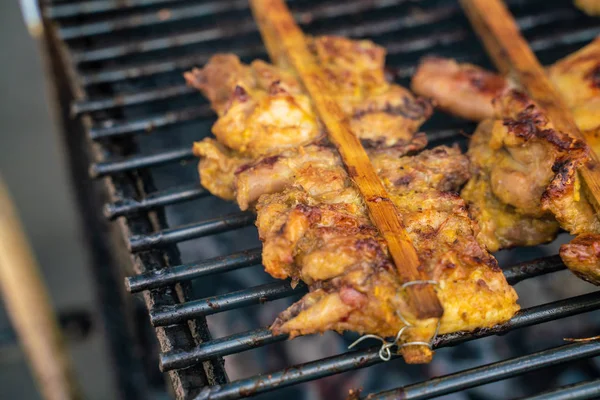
[[249, 0, 443, 322], [460, 0, 600, 213], [0, 176, 82, 400]]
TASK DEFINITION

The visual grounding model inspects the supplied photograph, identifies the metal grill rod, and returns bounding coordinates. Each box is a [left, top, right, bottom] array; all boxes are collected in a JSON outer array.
[[74, 28, 598, 120], [161, 291, 600, 398], [58, 0, 249, 39], [126, 247, 262, 293], [46, 0, 192, 19], [88, 128, 464, 177], [128, 253, 562, 294], [128, 211, 254, 252], [104, 183, 208, 220], [365, 341, 600, 400], [160, 270, 596, 372], [150, 281, 306, 325], [519, 378, 600, 400], [72, 84, 195, 115], [149, 255, 565, 326], [77, 24, 600, 87], [89, 147, 194, 178], [71, 3, 460, 63], [88, 104, 212, 140]]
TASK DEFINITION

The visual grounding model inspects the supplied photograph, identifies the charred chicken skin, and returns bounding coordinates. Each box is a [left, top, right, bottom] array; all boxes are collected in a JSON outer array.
[[411, 38, 600, 284], [187, 36, 519, 362]]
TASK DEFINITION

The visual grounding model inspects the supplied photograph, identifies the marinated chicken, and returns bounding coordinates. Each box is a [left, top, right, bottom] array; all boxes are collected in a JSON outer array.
[[260, 146, 518, 355], [411, 38, 600, 283], [187, 35, 519, 361]]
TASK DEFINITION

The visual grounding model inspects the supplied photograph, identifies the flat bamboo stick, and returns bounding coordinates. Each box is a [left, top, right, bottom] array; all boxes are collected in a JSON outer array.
[[460, 0, 600, 213], [0, 176, 82, 400], [248, 0, 443, 323]]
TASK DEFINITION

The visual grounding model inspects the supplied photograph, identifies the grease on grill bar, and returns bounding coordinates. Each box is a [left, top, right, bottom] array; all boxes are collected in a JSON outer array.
[[42, 0, 600, 398]]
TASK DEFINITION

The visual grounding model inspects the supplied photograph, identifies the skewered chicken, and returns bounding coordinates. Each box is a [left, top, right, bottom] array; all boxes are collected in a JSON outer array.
[[187, 35, 519, 362], [187, 36, 432, 203], [411, 38, 600, 284]]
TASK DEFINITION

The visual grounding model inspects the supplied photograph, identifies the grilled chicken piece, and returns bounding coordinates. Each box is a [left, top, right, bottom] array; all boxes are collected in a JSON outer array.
[[188, 36, 520, 358], [461, 120, 560, 251], [412, 38, 600, 149], [261, 146, 519, 347], [560, 234, 600, 285], [411, 57, 508, 121], [575, 0, 600, 15], [459, 92, 588, 250], [411, 40, 600, 284]]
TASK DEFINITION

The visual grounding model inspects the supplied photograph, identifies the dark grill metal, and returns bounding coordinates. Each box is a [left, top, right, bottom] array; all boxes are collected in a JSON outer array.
[[41, 0, 600, 399]]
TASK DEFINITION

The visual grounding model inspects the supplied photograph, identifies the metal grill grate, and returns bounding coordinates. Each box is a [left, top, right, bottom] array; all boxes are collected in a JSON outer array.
[[41, 0, 600, 399]]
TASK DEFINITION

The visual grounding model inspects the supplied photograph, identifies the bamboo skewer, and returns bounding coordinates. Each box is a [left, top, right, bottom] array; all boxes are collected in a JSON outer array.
[[460, 0, 600, 213], [0, 176, 82, 400], [248, 0, 443, 325]]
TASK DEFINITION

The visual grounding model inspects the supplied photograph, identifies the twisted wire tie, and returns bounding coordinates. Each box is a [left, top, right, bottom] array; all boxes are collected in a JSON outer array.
[[348, 280, 441, 362]]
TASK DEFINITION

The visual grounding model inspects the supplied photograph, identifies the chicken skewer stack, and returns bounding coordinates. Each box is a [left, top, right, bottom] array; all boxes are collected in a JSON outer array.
[[185, 0, 519, 364], [412, 2, 600, 284]]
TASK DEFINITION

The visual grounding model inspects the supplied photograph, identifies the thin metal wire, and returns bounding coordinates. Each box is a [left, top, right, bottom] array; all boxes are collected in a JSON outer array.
[[348, 280, 440, 361]]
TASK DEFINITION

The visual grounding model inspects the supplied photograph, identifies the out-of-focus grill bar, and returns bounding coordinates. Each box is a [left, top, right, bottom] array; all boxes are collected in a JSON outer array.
[[72, 84, 195, 115], [45, 0, 191, 19], [89, 105, 213, 139], [89, 147, 194, 178], [128, 212, 254, 252], [366, 341, 600, 400], [150, 281, 306, 325], [160, 265, 589, 372], [126, 248, 262, 293], [519, 378, 600, 400], [71, 3, 460, 64], [75, 7, 593, 87], [57, 0, 249, 39], [104, 183, 208, 220]]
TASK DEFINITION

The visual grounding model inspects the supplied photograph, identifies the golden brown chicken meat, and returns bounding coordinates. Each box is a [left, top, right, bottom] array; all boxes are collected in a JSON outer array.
[[259, 146, 518, 357], [187, 36, 432, 203], [411, 38, 600, 283], [187, 35, 520, 362]]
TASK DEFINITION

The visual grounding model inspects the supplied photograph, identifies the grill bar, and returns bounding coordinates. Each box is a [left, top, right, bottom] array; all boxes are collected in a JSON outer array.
[[89, 148, 194, 178], [72, 84, 195, 115], [169, 291, 600, 398], [127, 253, 564, 294], [149, 255, 566, 326], [57, 0, 249, 39], [46, 0, 190, 19], [126, 248, 262, 293], [366, 341, 600, 400], [73, 28, 599, 119], [104, 183, 208, 220], [88, 127, 464, 177], [128, 212, 254, 252], [160, 268, 594, 372], [150, 281, 306, 325], [89, 105, 212, 140], [519, 378, 600, 400], [76, 6, 587, 87], [72, 3, 461, 64]]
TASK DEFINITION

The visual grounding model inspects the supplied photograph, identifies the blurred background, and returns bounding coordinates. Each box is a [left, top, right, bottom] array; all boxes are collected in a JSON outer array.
[[0, 1, 118, 398]]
